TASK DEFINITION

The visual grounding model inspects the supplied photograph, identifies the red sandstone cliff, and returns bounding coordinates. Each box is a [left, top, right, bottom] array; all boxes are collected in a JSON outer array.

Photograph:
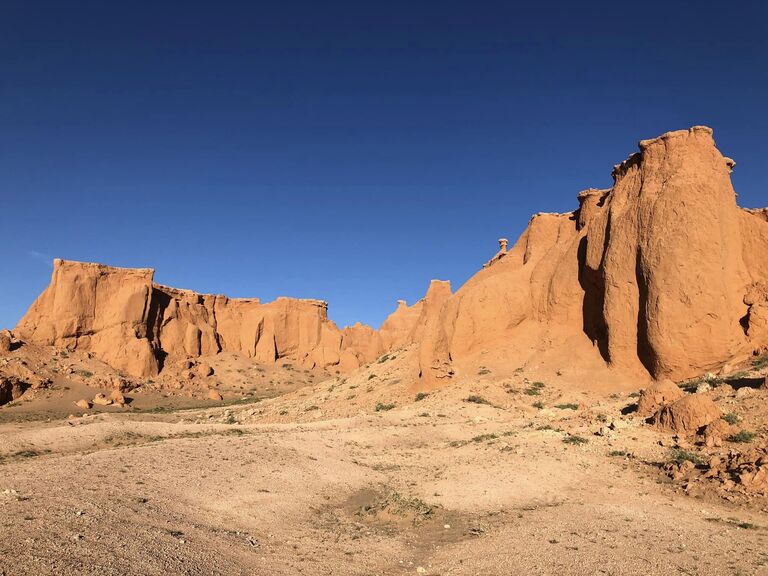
[[14, 126, 768, 384], [415, 126, 768, 383], [15, 260, 383, 377]]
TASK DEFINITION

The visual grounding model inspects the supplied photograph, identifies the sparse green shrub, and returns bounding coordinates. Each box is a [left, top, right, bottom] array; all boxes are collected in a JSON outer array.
[[525, 382, 545, 396], [14, 450, 47, 458], [464, 395, 491, 405], [722, 413, 740, 425], [375, 402, 396, 412], [554, 403, 578, 410], [76, 370, 93, 378], [471, 433, 498, 443], [727, 430, 756, 443], [357, 491, 435, 519], [670, 448, 705, 466], [415, 392, 429, 401], [563, 435, 589, 445], [532, 401, 544, 409]]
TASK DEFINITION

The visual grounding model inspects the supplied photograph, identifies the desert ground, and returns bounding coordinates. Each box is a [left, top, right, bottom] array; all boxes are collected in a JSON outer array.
[[2, 344, 768, 576]]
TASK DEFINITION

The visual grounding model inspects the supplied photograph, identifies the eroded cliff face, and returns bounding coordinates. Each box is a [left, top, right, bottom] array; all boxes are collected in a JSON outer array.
[[15, 127, 768, 385], [416, 126, 768, 383], [16, 261, 160, 378], [16, 260, 383, 378]]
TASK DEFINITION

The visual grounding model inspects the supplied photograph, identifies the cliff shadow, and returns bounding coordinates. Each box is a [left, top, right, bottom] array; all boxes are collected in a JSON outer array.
[[723, 376, 765, 390], [146, 288, 171, 372], [577, 236, 609, 362], [634, 252, 655, 376]]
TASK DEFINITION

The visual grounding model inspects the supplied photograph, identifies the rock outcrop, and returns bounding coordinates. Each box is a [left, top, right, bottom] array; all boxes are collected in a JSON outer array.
[[0, 377, 27, 406], [653, 394, 721, 435], [415, 127, 768, 383], [378, 300, 423, 351], [16, 260, 384, 378], [636, 380, 685, 418], [0, 330, 12, 354], [14, 127, 768, 386]]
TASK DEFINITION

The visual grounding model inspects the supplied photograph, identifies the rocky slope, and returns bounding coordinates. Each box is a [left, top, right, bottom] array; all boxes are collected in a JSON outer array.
[[12, 126, 768, 386]]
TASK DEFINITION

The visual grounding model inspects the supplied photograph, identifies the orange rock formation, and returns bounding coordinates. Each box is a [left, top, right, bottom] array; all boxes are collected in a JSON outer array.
[[15, 127, 768, 384], [15, 260, 383, 378], [415, 126, 768, 383]]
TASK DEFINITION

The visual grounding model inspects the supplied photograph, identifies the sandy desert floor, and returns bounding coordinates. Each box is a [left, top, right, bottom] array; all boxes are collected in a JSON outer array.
[[2, 366, 768, 576]]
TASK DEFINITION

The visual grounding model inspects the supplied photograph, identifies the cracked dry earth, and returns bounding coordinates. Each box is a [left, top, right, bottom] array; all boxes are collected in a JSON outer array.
[[1, 394, 768, 576]]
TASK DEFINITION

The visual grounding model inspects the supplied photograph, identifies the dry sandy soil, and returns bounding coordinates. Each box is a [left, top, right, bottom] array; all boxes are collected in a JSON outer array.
[[2, 349, 768, 576]]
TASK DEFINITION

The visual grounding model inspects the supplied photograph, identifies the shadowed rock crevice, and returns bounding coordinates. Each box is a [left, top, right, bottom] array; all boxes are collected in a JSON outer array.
[[634, 249, 654, 375], [577, 236, 608, 361], [146, 287, 172, 372]]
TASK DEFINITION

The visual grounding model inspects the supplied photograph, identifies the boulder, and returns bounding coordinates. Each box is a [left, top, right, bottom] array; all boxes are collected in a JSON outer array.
[[92, 393, 112, 406], [0, 377, 26, 406], [110, 390, 127, 406], [207, 389, 223, 401], [653, 394, 721, 434], [636, 379, 684, 417], [74, 399, 91, 410]]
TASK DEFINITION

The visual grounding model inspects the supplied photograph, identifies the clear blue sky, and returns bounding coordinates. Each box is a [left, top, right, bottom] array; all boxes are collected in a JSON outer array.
[[2, 1, 767, 330]]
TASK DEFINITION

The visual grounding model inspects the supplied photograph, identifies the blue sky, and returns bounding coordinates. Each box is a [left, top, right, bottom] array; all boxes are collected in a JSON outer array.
[[2, 1, 767, 329]]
